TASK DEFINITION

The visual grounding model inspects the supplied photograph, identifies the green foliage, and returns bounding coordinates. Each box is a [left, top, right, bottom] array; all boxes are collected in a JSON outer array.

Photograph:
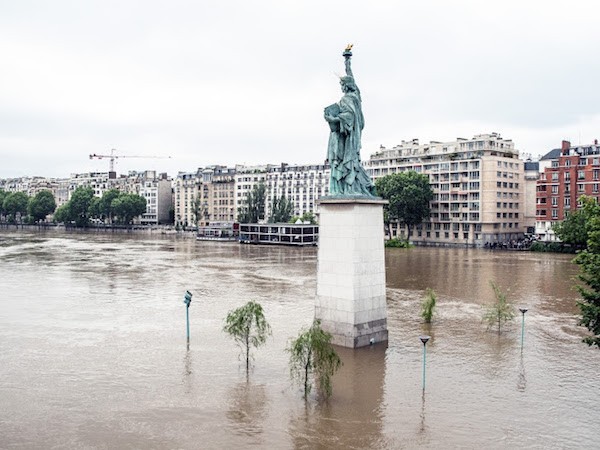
[[385, 238, 411, 248], [99, 188, 121, 223], [0, 189, 8, 217], [421, 288, 437, 323], [2, 191, 29, 220], [28, 190, 56, 222], [554, 196, 600, 249], [69, 187, 95, 227], [223, 301, 272, 373], [191, 196, 205, 227], [375, 171, 434, 237], [111, 193, 147, 225], [483, 281, 515, 333], [237, 183, 266, 223], [529, 241, 576, 253], [53, 204, 70, 224], [269, 194, 293, 223], [572, 210, 600, 348], [287, 319, 342, 399]]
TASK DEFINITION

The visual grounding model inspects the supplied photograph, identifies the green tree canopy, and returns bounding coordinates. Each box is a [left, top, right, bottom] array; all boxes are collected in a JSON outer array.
[[99, 189, 121, 222], [0, 189, 8, 217], [554, 196, 600, 248], [53, 203, 70, 224], [3, 191, 29, 220], [28, 190, 56, 222], [237, 182, 266, 223], [287, 319, 342, 399], [223, 301, 272, 373], [269, 194, 293, 223], [69, 187, 95, 227], [375, 171, 434, 237], [111, 193, 147, 225], [573, 208, 600, 348]]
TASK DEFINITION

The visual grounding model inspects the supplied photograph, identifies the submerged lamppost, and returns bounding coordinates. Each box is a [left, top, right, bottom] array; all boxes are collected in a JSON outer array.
[[419, 335, 431, 392], [184, 290, 193, 345], [519, 307, 528, 351]]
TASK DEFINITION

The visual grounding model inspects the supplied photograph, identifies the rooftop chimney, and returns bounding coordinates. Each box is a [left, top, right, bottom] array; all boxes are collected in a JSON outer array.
[[561, 140, 571, 155]]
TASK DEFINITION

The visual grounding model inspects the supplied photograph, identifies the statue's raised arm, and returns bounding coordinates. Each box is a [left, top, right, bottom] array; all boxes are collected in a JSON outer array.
[[343, 44, 354, 78]]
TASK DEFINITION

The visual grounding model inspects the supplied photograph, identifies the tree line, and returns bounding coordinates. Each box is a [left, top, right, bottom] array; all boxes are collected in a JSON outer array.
[[54, 187, 147, 227], [0, 189, 56, 224], [0, 187, 147, 227]]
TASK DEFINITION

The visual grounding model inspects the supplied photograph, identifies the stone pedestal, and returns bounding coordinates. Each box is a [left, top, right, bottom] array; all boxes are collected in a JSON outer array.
[[315, 197, 388, 348]]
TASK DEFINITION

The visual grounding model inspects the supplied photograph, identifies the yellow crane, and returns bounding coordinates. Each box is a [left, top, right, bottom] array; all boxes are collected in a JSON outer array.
[[89, 148, 171, 173]]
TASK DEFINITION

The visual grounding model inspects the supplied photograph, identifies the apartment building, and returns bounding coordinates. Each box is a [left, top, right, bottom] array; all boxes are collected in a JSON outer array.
[[202, 166, 236, 224], [123, 171, 172, 225], [174, 170, 201, 227], [535, 140, 600, 241], [265, 163, 330, 219], [365, 133, 529, 246], [234, 165, 270, 220]]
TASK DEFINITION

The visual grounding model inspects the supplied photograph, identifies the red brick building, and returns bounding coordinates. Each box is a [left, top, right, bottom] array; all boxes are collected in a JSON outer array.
[[536, 140, 600, 240]]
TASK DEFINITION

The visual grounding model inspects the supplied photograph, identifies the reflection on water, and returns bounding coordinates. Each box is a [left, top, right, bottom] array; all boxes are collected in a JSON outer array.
[[0, 230, 599, 449], [517, 355, 527, 392], [226, 382, 268, 441]]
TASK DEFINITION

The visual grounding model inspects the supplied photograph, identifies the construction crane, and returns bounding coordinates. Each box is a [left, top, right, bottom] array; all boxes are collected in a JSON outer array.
[[89, 148, 171, 173]]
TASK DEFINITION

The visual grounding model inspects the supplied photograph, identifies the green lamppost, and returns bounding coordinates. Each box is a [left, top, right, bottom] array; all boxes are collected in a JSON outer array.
[[419, 335, 431, 392], [519, 307, 528, 351], [184, 290, 193, 344]]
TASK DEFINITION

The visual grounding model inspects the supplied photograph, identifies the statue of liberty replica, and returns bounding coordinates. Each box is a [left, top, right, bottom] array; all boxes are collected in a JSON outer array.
[[323, 44, 376, 197], [315, 45, 388, 348]]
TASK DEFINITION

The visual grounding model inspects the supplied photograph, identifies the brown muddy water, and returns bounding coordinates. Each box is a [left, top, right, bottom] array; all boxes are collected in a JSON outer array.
[[0, 229, 598, 449]]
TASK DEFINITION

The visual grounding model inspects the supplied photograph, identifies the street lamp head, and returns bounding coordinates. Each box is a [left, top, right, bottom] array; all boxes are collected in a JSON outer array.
[[519, 307, 528, 314], [419, 335, 430, 345]]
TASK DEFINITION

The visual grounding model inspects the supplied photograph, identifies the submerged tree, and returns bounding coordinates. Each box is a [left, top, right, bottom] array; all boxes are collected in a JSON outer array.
[[421, 288, 437, 323], [287, 319, 342, 399], [223, 301, 272, 373], [483, 281, 515, 333]]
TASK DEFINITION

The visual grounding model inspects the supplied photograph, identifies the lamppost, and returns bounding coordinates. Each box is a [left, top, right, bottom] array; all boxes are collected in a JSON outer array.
[[184, 290, 193, 345], [519, 307, 528, 351], [419, 335, 431, 392]]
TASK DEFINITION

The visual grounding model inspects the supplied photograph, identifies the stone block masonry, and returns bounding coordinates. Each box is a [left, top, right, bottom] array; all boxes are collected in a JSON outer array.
[[315, 197, 388, 348]]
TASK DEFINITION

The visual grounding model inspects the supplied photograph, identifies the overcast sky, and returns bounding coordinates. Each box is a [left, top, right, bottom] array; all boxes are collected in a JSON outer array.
[[1, 0, 599, 179]]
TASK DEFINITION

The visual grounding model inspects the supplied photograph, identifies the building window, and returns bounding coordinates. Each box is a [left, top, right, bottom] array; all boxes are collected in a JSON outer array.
[[552, 209, 558, 219]]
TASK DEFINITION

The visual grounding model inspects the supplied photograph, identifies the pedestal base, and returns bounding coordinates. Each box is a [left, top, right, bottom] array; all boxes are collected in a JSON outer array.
[[315, 197, 388, 348]]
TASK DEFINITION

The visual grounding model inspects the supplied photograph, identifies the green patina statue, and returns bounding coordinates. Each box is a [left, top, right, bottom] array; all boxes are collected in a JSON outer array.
[[324, 44, 376, 197]]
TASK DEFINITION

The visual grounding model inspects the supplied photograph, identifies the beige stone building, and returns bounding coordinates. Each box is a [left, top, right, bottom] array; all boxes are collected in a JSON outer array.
[[365, 133, 530, 246]]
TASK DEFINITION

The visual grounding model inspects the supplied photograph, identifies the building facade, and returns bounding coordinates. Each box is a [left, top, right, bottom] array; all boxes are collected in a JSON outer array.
[[365, 133, 530, 246], [535, 140, 600, 241], [265, 163, 330, 220]]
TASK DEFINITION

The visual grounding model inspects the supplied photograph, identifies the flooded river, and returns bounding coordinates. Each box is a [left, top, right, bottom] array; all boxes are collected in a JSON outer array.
[[0, 229, 598, 449]]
